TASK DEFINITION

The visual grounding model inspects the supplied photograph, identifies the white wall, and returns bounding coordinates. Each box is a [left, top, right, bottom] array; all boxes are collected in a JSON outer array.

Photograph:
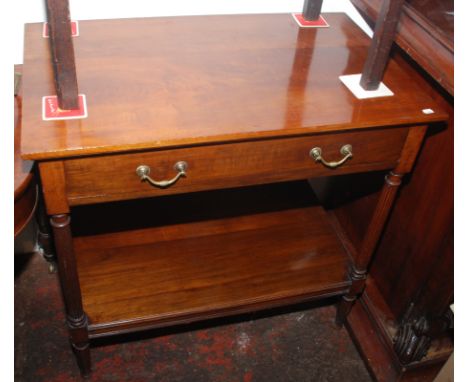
[[12, 0, 372, 64]]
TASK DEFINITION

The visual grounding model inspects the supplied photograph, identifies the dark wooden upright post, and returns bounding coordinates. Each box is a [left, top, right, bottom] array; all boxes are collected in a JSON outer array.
[[336, 170, 403, 326], [302, 0, 324, 21], [45, 0, 80, 110], [359, 0, 405, 90], [35, 170, 57, 272], [50, 214, 91, 376], [39, 161, 91, 376], [336, 125, 428, 326]]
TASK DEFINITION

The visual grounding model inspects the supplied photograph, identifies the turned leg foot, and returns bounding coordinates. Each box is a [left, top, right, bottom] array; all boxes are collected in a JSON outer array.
[[36, 184, 57, 272], [50, 213, 92, 376], [336, 266, 366, 327], [71, 340, 91, 377], [335, 295, 356, 327], [68, 313, 91, 377]]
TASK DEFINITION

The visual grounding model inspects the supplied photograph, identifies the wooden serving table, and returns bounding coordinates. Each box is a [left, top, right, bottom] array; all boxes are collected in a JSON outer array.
[[21, 13, 446, 376]]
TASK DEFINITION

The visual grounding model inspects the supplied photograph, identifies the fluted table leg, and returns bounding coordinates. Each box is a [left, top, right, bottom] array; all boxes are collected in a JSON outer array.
[[50, 214, 91, 377], [336, 171, 403, 326]]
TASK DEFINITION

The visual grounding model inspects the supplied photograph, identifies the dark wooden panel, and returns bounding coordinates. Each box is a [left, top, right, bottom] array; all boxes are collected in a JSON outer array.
[[406, 0, 453, 41]]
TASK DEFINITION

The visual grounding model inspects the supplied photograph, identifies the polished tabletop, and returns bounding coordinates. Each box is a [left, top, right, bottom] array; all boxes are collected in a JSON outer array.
[[21, 13, 445, 160]]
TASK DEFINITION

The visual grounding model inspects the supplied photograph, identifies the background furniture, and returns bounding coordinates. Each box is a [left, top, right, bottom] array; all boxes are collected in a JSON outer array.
[[14, 65, 56, 267], [14, 66, 36, 241], [327, 0, 453, 380]]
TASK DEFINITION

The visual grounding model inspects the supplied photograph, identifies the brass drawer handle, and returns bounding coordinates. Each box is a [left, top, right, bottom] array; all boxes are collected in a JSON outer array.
[[310, 144, 353, 169], [136, 161, 188, 188]]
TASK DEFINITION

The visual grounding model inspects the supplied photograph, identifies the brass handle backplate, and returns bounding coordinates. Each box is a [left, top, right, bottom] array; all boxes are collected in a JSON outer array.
[[310, 144, 353, 169], [136, 161, 187, 188]]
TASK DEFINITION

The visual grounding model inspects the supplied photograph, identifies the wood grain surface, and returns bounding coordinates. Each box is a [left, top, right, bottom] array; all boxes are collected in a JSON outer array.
[[76, 206, 350, 335], [70, 181, 350, 336], [64, 126, 408, 205], [21, 13, 445, 160]]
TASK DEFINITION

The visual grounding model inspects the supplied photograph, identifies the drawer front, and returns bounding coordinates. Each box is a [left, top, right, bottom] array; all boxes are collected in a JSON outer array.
[[64, 127, 409, 205]]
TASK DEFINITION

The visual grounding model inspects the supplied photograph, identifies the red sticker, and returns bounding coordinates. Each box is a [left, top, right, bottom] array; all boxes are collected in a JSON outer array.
[[42, 94, 88, 121], [292, 14, 329, 28], [43, 21, 79, 37]]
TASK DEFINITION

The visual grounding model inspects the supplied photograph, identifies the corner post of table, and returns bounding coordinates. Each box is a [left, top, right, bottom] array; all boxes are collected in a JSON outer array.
[[336, 125, 428, 326], [359, 0, 405, 90], [34, 166, 57, 272], [302, 0, 324, 21], [44, 0, 80, 110], [38, 161, 91, 377]]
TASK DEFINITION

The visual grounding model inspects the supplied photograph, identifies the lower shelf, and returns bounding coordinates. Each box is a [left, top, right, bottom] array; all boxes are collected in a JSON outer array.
[[73, 181, 351, 337]]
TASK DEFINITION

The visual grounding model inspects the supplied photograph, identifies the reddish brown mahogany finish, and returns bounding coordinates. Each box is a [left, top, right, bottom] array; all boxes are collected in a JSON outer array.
[[38, 161, 69, 215], [45, 0, 79, 109], [76, 204, 350, 336], [50, 214, 90, 377], [336, 171, 403, 325], [22, 13, 447, 376], [63, 127, 408, 206], [360, 0, 405, 90], [21, 14, 444, 160]]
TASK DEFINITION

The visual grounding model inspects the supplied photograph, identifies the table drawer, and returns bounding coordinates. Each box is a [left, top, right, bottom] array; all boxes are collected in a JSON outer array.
[[64, 127, 409, 205]]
